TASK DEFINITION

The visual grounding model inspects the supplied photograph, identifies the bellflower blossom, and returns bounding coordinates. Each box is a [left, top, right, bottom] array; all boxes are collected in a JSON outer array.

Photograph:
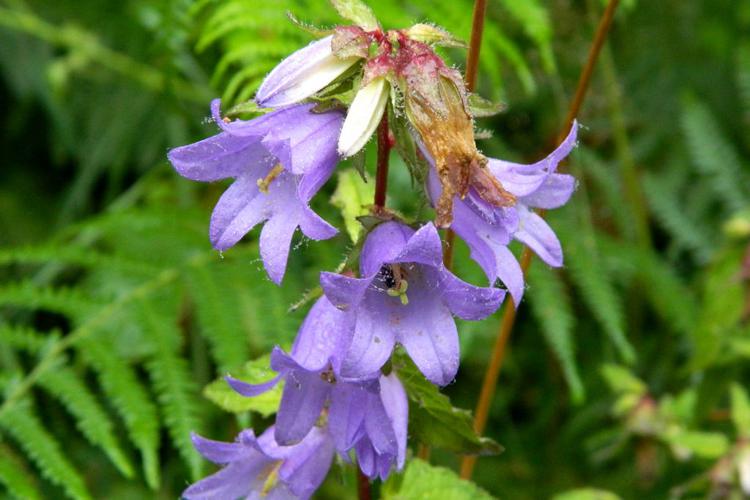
[[320, 221, 504, 386], [226, 296, 408, 480], [426, 123, 578, 305], [183, 425, 334, 500], [168, 100, 343, 284]]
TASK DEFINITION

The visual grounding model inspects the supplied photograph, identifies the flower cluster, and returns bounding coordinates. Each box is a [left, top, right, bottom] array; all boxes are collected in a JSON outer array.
[[168, 2, 578, 498]]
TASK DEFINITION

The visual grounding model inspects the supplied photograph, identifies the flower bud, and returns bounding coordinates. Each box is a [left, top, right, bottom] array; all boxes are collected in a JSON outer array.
[[337, 76, 389, 157], [256, 35, 361, 108]]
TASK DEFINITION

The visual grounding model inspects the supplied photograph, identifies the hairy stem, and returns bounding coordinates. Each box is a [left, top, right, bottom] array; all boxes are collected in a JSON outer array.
[[357, 468, 371, 500], [374, 113, 391, 209], [460, 0, 621, 480]]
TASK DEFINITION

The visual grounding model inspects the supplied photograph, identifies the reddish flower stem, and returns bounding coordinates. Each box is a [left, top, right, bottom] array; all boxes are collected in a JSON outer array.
[[460, 0, 621, 480], [374, 112, 391, 209], [444, 0, 488, 269], [357, 468, 371, 500]]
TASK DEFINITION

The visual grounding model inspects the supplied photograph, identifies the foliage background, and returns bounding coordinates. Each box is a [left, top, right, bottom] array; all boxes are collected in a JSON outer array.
[[1, 0, 749, 498]]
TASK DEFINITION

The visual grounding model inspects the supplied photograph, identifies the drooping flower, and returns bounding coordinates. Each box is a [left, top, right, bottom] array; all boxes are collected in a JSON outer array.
[[183, 425, 334, 500], [167, 100, 343, 284], [256, 35, 361, 108], [426, 123, 578, 304], [320, 221, 504, 386]]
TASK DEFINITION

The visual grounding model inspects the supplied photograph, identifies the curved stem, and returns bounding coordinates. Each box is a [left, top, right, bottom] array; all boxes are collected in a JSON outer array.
[[460, 0, 621, 480]]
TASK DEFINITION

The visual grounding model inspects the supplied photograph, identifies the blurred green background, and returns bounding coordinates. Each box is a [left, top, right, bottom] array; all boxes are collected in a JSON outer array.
[[1, 0, 749, 498]]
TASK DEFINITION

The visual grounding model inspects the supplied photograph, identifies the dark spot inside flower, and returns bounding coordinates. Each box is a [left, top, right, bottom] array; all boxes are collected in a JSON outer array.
[[374, 336, 381, 343], [319, 367, 336, 384]]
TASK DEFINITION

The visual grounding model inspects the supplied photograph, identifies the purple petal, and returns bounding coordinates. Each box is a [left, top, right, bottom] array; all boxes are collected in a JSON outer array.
[[320, 272, 372, 311], [278, 426, 335, 499], [514, 206, 564, 267], [259, 209, 299, 284], [488, 121, 578, 198], [190, 432, 253, 464], [226, 374, 281, 397], [355, 438, 377, 479], [363, 391, 398, 457], [395, 284, 459, 386], [262, 110, 344, 175], [521, 173, 576, 209], [299, 207, 338, 241], [359, 222, 414, 277], [208, 172, 269, 250], [394, 223, 444, 269], [379, 374, 408, 470], [167, 132, 268, 182], [438, 269, 504, 321], [183, 460, 265, 500], [493, 245, 525, 306], [275, 369, 331, 445], [211, 99, 311, 138], [291, 296, 353, 372], [340, 292, 397, 380], [328, 383, 368, 452], [256, 36, 354, 108]]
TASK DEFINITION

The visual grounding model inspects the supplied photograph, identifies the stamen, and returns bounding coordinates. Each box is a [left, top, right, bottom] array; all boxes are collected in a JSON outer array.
[[384, 264, 409, 305], [257, 164, 285, 193], [260, 461, 283, 496]]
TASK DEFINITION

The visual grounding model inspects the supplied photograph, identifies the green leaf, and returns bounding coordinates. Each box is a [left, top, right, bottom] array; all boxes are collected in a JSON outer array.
[[330, 0, 379, 30], [331, 168, 375, 244], [730, 383, 750, 438], [382, 458, 495, 499], [394, 353, 502, 455], [600, 364, 647, 396], [527, 263, 585, 403], [667, 430, 729, 459], [203, 354, 283, 416], [552, 488, 622, 500]]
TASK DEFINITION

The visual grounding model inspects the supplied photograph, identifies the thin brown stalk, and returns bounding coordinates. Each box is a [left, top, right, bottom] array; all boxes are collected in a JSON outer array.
[[460, 0, 621, 480], [357, 468, 372, 500]]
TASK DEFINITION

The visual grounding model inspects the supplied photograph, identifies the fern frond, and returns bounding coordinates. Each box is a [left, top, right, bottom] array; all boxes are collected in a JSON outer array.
[[643, 170, 713, 262], [0, 245, 157, 277], [0, 441, 42, 500], [0, 325, 56, 353], [0, 401, 92, 500], [137, 298, 204, 481], [681, 97, 748, 213], [186, 264, 249, 373], [0, 282, 99, 321], [527, 263, 585, 403], [556, 214, 635, 364], [598, 237, 697, 336], [78, 337, 161, 489], [37, 365, 133, 478]]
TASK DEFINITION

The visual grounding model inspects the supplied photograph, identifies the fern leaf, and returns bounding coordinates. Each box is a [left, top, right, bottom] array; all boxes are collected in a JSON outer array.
[[557, 214, 635, 364], [138, 299, 204, 481], [0, 282, 98, 321], [0, 325, 55, 353], [185, 263, 249, 373], [0, 401, 92, 500], [78, 337, 161, 489], [37, 365, 133, 478], [0, 441, 42, 500], [0, 245, 156, 277], [527, 263, 585, 402], [643, 171, 713, 261], [680, 96, 747, 213]]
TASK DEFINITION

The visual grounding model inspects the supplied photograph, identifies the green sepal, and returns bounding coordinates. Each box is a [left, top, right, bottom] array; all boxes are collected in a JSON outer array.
[[329, 0, 379, 30], [393, 352, 503, 456], [286, 11, 335, 37], [203, 354, 283, 416], [468, 93, 506, 118], [405, 23, 467, 48]]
